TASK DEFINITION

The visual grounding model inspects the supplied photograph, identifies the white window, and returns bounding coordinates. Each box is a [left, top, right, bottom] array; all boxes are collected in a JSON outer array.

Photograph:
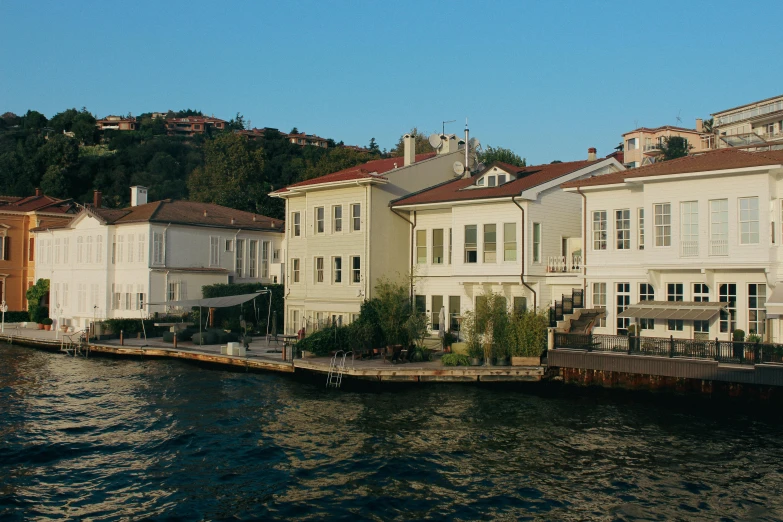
[[261, 241, 270, 278], [292, 212, 301, 237], [351, 256, 361, 283], [210, 236, 220, 266], [638, 208, 645, 250], [616, 283, 630, 334], [76, 236, 83, 263], [498, 174, 507, 185], [153, 231, 164, 265], [235, 239, 244, 277], [639, 283, 655, 330], [225, 239, 234, 252], [449, 228, 452, 264], [654, 203, 671, 247], [593, 211, 607, 250], [315, 257, 324, 283], [96, 236, 103, 263], [592, 283, 606, 327], [249, 240, 257, 277], [291, 258, 300, 283], [504, 223, 516, 261], [127, 233, 134, 263], [333, 257, 342, 283], [739, 197, 759, 245], [693, 283, 710, 334], [85, 236, 92, 263], [54, 238, 60, 264], [627, 138, 638, 150], [416, 229, 427, 264], [63, 238, 69, 264], [464, 225, 477, 263], [748, 283, 766, 336], [667, 283, 684, 331], [117, 235, 124, 263], [680, 201, 699, 257], [351, 204, 361, 231], [532, 223, 542, 263], [333, 205, 342, 233], [615, 209, 630, 250], [487, 175, 496, 187], [710, 199, 728, 255], [484, 224, 497, 263], [477, 177, 485, 186], [315, 207, 324, 234], [137, 234, 144, 263], [77, 283, 87, 313], [62, 283, 69, 307], [432, 229, 444, 264], [90, 284, 99, 313], [719, 283, 737, 333]]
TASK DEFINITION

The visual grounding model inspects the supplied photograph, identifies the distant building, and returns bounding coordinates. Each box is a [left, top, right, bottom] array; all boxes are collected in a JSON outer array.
[[165, 116, 227, 137], [235, 127, 281, 141], [621, 122, 709, 168], [96, 116, 137, 131], [286, 132, 328, 148], [711, 94, 783, 151], [0, 190, 77, 312], [343, 145, 371, 154]]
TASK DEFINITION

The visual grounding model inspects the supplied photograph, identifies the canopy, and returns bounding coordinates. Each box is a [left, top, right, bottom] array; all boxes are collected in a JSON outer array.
[[765, 284, 783, 316], [146, 291, 266, 309], [618, 301, 726, 321]]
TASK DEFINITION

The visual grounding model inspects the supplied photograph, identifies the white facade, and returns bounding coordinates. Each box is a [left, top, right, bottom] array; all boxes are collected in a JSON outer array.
[[35, 210, 284, 328], [566, 152, 783, 342], [712, 94, 783, 150], [393, 159, 623, 333]]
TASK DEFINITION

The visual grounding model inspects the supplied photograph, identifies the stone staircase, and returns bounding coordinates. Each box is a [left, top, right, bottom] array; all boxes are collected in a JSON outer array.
[[549, 288, 604, 334]]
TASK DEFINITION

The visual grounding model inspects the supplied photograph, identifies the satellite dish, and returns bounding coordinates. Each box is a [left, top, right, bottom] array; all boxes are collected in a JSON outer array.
[[428, 133, 443, 149], [468, 137, 481, 150], [453, 161, 465, 176]]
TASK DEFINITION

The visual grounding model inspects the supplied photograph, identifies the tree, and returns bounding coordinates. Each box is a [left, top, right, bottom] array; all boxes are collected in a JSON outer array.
[[702, 118, 714, 134], [290, 127, 299, 135], [302, 146, 368, 181], [368, 137, 380, 155], [390, 127, 433, 157], [22, 110, 47, 131], [187, 132, 264, 212], [40, 165, 69, 197], [479, 145, 526, 167], [659, 136, 691, 161], [228, 112, 245, 131]]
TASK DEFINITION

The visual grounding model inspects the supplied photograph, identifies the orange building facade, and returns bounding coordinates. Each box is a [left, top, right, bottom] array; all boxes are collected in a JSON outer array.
[[0, 191, 76, 311]]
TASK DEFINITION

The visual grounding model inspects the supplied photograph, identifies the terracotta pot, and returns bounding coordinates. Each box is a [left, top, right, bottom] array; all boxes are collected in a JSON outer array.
[[37, 324, 44, 330], [44, 325, 51, 331], [60, 325, 68, 332]]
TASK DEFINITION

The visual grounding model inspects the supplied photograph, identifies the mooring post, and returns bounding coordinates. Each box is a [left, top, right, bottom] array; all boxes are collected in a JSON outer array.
[[715, 337, 720, 361], [120, 330, 124, 346], [669, 335, 674, 358], [173, 332, 178, 349]]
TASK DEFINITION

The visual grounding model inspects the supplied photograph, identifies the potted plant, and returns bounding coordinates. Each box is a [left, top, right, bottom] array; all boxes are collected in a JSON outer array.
[[732, 329, 745, 359], [442, 331, 456, 353], [467, 340, 483, 366], [41, 318, 53, 331], [510, 310, 548, 366]]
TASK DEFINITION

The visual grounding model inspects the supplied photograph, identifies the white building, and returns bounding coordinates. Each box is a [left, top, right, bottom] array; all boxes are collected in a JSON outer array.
[[33, 187, 285, 328], [390, 149, 624, 332], [562, 148, 783, 342], [711, 94, 783, 151], [270, 133, 467, 333]]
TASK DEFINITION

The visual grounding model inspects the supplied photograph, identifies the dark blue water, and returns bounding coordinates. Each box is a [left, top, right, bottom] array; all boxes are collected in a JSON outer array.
[[1, 346, 782, 521]]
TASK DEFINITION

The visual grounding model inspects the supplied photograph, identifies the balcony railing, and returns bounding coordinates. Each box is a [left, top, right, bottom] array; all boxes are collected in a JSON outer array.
[[546, 255, 582, 273], [643, 143, 661, 152], [710, 239, 728, 256], [680, 240, 699, 257]]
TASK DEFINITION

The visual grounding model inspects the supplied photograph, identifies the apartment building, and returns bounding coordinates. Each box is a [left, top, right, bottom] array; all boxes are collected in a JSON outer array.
[[33, 187, 284, 328], [287, 132, 329, 148], [96, 116, 137, 131], [0, 190, 76, 311], [562, 148, 783, 342], [389, 149, 624, 333], [622, 122, 709, 168], [166, 116, 227, 136], [711, 94, 783, 151], [270, 134, 465, 333]]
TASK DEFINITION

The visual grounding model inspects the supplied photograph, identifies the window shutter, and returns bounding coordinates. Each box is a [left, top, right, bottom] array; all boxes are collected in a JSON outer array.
[[4, 236, 9, 261]]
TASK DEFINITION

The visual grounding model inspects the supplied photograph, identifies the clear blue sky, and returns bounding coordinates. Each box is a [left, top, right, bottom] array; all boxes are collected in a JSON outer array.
[[2, 1, 782, 164]]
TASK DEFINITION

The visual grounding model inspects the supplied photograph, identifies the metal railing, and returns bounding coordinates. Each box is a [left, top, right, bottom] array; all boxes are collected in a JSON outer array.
[[546, 255, 582, 273], [680, 240, 699, 257], [710, 239, 728, 256], [553, 332, 783, 366]]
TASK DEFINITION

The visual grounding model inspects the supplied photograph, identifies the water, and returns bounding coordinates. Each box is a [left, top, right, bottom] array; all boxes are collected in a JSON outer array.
[[1, 346, 782, 521]]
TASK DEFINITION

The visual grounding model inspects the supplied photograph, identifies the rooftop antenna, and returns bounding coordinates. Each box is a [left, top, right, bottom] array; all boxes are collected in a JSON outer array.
[[464, 118, 469, 174], [675, 109, 682, 125], [442, 119, 455, 136]]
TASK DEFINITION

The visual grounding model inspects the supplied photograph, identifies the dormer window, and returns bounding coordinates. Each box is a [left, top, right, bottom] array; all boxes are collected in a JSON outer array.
[[498, 174, 507, 185], [477, 178, 485, 186]]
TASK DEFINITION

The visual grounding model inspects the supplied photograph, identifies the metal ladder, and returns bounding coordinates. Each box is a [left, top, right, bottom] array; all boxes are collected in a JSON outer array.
[[61, 330, 88, 357], [326, 350, 351, 388]]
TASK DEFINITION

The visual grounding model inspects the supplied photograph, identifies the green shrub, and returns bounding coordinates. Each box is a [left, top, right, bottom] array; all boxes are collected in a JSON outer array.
[[509, 310, 549, 357], [409, 345, 432, 362], [26, 279, 49, 321], [297, 325, 353, 356], [193, 331, 219, 345], [733, 329, 746, 342], [41, 317, 53, 326], [441, 353, 470, 366], [103, 318, 163, 336], [2, 311, 29, 323], [747, 333, 762, 343]]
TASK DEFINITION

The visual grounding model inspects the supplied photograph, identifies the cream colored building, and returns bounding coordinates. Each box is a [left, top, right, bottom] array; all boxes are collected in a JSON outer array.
[[622, 123, 709, 168], [271, 135, 466, 334], [711, 94, 783, 151]]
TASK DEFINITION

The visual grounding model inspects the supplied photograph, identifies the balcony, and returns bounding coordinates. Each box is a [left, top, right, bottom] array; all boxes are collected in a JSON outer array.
[[546, 255, 582, 274], [680, 240, 699, 257], [710, 239, 728, 256]]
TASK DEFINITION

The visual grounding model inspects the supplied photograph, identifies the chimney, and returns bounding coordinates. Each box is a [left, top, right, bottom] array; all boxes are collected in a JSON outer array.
[[696, 118, 704, 133], [93, 190, 102, 208], [130, 186, 148, 207], [403, 133, 415, 166], [35, 188, 42, 197], [588, 147, 597, 161]]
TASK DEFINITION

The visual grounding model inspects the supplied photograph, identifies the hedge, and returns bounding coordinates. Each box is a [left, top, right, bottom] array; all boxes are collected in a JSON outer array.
[[2, 311, 30, 323]]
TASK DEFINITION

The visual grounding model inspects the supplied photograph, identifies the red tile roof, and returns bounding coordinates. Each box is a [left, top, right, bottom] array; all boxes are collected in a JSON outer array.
[[271, 153, 437, 194], [622, 125, 700, 136], [391, 159, 606, 206], [0, 194, 76, 214], [562, 148, 783, 189]]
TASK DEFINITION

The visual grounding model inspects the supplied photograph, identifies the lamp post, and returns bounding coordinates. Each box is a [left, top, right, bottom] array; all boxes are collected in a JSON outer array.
[[1, 300, 7, 333], [259, 287, 272, 339]]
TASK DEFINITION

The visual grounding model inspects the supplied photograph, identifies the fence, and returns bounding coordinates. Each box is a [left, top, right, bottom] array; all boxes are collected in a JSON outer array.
[[554, 332, 783, 366]]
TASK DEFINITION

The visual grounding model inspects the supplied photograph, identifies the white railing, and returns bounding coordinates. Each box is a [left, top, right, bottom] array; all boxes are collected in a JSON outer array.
[[680, 240, 699, 257], [546, 255, 582, 273], [710, 239, 728, 256]]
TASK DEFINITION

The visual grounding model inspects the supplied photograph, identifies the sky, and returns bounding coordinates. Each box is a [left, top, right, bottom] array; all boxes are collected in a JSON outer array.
[[2, 1, 782, 165]]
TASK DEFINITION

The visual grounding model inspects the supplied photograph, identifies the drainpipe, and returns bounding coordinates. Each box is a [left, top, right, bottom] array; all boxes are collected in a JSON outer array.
[[512, 195, 536, 311], [577, 187, 587, 295], [390, 206, 415, 304]]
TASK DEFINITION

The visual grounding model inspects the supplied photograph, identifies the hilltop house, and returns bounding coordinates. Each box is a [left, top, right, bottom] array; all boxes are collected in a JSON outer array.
[[562, 148, 783, 342], [390, 149, 624, 334], [33, 187, 284, 329]]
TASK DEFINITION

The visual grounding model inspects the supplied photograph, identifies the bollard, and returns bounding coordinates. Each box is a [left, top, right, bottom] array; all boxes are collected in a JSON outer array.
[[282, 345, 286, 361], [120, 330, 124, 346], [173, 332, 178, 349]]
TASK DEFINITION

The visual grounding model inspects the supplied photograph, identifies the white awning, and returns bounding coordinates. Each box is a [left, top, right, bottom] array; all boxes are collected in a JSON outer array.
[[146, 291, 266, 309], [618, 301, 726, 321], [766, 284, 783, 316]]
